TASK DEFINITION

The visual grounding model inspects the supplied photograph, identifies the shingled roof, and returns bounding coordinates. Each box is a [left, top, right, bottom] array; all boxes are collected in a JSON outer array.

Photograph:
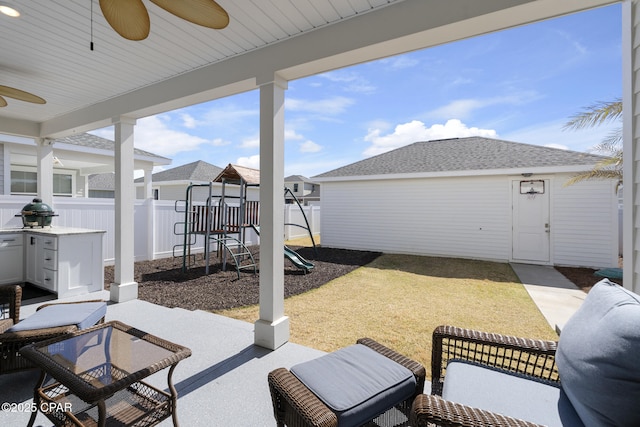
[[314, 137, 607, 179], [56, 133, 167, 160], [134, 160, 224, 183]]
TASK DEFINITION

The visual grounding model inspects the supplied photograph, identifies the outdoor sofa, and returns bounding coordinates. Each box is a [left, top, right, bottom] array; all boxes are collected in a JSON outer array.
[[0, 284, 106, 375], [411, 278, 640, 427]]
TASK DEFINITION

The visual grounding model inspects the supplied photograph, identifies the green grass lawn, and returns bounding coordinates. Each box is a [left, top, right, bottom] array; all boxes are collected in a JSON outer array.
[[218, 253, 558, 378]]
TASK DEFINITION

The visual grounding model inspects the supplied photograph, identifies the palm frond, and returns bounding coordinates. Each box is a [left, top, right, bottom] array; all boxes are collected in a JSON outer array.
[[563, 98, 622, 131]]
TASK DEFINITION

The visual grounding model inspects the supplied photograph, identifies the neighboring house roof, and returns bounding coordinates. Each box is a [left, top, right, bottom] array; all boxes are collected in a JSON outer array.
[[56, 133, 168, 161], [134, 160, 224, 183], [314, 137, 607, 179], [88, 173, 115, 190], [285, 175, 317, 183]]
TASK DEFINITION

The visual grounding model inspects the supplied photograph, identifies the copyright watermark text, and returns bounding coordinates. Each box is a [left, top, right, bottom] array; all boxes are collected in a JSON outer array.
[[2, 402, 72, 413]]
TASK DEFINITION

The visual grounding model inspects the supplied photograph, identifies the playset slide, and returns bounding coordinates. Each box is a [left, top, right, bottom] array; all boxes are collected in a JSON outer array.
[[252, 225, 314, 273]]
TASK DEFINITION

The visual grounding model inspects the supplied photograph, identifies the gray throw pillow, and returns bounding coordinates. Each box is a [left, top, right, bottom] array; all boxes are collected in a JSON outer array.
[[556, 279, 640, 427]]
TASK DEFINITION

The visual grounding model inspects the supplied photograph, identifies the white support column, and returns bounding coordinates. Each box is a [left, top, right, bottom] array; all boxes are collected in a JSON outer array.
[[144, 167, 155, 260], [623, 1, 639, 293], [36, 138, 54, 206], [255, 74, 290, 349], [110, 116, 139, 302]]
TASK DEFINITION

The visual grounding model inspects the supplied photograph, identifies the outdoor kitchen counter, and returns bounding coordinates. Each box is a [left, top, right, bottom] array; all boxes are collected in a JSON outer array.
[[0, 227, 105, 298], [0, 227, 106, 236]]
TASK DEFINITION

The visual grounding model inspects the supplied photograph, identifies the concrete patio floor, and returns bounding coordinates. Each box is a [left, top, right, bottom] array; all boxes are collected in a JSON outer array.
[[0, 264, 583, 426], [0, 290, 331, 427]]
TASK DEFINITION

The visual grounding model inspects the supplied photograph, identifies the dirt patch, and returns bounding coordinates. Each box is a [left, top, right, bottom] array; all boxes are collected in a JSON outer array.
[[104, 246, 380, 311], [555, 266, 622, 293]]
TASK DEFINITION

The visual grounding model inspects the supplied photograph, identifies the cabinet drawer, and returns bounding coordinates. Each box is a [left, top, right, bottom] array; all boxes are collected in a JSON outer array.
[[0, 234, 22, 248], [43, 249, 58, 270], [42, 269, 57, 292], [41, 237, 58, 250]]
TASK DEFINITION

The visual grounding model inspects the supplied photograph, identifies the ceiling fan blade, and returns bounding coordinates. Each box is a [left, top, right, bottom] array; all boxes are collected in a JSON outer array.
[[99, 0, 150, 41], [150, 0, 229, 30], [0, 96, 7, 107], [0, 85, 46, 104]]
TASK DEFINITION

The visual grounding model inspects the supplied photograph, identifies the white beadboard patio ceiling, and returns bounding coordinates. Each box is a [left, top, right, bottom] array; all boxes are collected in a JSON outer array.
[[0, 0, 615, 138]]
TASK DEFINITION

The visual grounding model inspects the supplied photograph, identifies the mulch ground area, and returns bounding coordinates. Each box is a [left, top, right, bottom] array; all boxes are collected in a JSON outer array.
[[104, 246, 380, 311], [104, 246, 620, 311], [555, 266, 622, 293]]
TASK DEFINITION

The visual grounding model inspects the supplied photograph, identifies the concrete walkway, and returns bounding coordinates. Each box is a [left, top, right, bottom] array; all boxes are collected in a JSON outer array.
[[510, 263, 587, 333]]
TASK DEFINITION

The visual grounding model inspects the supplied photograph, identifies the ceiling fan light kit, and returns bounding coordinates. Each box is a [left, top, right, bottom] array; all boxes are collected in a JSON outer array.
[[99, 0, 229, 41]]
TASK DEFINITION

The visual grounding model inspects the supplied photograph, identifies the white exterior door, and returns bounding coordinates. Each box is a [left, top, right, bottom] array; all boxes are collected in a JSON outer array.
[[512, 179, 550, 263]]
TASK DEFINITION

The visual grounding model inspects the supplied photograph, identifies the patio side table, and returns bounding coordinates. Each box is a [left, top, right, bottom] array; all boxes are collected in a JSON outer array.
[[19, 320, 191, 427]]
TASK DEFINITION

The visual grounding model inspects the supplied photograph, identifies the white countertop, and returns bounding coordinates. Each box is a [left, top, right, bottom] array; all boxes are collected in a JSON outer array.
[[0, 227, 106, 236]]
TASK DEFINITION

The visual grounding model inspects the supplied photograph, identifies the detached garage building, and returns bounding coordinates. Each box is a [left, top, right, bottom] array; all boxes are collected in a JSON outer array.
[[313, 137, 619, 269]]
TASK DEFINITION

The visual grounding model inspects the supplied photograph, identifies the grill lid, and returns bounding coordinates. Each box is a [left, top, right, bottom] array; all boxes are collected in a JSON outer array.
[[21, 198, 54, 215]]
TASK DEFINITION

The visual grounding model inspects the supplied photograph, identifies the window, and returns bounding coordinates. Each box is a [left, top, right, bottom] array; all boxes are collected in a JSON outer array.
[[10, 170, 37, 194], [153, 189, 159, 200], [11, 168, 74, 196], [293, 183, 299, 192]]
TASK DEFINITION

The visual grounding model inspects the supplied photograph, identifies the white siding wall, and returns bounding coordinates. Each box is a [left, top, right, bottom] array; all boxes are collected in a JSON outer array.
[[321, 176, 511, 261], [321, 173, 618, 268], [624, 1, 639, 292], [551, 175, 618, 268]]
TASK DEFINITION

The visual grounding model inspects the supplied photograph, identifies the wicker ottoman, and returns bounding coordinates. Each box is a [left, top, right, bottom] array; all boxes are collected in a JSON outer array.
[[268, 338, 425, 427]]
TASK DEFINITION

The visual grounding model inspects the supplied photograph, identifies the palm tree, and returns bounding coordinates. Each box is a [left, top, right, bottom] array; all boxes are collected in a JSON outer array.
[[563, 98, 622, 190]]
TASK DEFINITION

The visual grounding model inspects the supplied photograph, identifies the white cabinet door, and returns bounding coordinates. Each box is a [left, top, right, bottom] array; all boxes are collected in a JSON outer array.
[[0, 234, 24, 285]]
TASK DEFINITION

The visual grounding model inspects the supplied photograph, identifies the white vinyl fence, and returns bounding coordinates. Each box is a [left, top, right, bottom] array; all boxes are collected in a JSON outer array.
[[0, 196, 320, 265]]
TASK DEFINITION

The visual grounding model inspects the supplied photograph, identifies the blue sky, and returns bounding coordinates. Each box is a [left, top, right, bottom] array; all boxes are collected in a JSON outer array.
[[94, 3, 622, 178]]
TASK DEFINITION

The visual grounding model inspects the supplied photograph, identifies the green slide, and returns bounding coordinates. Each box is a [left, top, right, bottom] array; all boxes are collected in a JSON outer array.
[[284, 245, 314, 273], [251, 225, 314, 273]]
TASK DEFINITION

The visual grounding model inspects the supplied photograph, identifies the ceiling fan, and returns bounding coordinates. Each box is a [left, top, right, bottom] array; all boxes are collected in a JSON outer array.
[[0, 85, 46, 108], [99, 0, 230, 41]]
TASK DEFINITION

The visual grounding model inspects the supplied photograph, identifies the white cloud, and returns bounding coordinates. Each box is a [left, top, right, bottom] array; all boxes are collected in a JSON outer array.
[[501, 119, 619, 153], [240, 135, 259, 148], [363, 119, 497, 156], [300, 140, 322, 153], [544, 143, 569, 150], [285, 129, 305, 141], [286, 96, 355, 115], [237, 154, 260, 169], [181, 113, 197, 129], [378, 55, 420, 70], [427, 93, 541, 121], [318, 71, 376, 94], [91, 116, 210, 157]]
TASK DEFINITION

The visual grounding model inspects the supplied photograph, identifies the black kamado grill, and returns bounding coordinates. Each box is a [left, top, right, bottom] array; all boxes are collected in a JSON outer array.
[[16, 198, 58, 228]]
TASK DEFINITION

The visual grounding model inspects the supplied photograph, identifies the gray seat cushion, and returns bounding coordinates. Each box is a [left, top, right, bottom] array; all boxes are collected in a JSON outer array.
[[556, 279, 640, 427], [290, 343, 416, 427], [9, 302, 106, 332], [442, 360, 584, 427]]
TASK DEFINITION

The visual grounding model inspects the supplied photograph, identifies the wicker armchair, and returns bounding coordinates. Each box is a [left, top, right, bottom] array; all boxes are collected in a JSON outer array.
[[0, 284, 106, 375], [411, 325, 559, 427], [268, 337, 426, 427]]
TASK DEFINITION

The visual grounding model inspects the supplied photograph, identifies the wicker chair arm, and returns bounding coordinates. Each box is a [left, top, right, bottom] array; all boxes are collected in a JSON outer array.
[[0, 284, 21, 323], [0, 324, 77, 342], [431, 325, 559, 395], [0, 318, 13, 333], [357, 337, 426, 394], [268, 367, 338, 427], [36, 299, 106, 311], [411, 394, 545, 427]]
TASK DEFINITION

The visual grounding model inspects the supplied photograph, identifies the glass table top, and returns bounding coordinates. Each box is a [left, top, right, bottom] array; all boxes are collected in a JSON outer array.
[[35, 323, 182, 389]]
